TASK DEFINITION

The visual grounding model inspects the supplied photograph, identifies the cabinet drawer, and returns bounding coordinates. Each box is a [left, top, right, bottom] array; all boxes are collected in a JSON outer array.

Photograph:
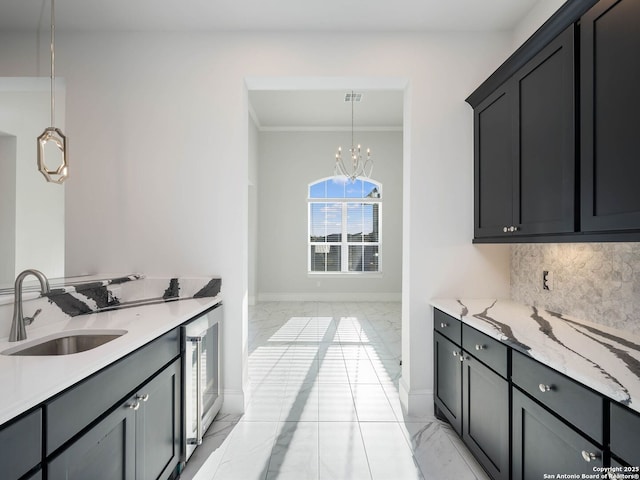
[[434, 309, 461, 345], [512, 351, 603, 442], [462, 324, 507, 378], [46, 328, 180, 455], [0, 408, 42, 480], [610, 402, 640, 465]]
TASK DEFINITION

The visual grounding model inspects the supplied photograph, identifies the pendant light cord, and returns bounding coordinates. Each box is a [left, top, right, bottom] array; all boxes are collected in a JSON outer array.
[[50, 0, 55, 127]]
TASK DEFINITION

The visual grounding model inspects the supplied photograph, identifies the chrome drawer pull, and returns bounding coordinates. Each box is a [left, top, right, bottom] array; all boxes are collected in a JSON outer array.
[[440, 322, 448, 328], [136, 394, 149, 402], [581, 451, 599, 462], [539, 384, 552, 393], [452, 351, 464, 362], [452, 351, 458, 357], [128, 401, 140, 411], [475, 344, 486, 351]]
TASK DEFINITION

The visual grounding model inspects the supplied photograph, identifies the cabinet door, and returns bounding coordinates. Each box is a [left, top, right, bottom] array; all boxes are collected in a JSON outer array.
[[513, 25, 576, 235], [434, 332, 462, 435], [48, 401, 136, 480], [462, 354, 509, 480], [581, 0, 640, 232], [136, 359, 181, 480], [512, 389, 602, 480], [0, 408, 42, 480], [474, 84, 515, 238]]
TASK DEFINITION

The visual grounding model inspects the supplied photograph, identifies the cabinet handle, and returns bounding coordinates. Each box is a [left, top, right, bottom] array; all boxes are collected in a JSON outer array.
[[503, 226, 509, 233], [128, 401, 140, 411], [581, 451, 600, 462], [475, 344, 486, 351], [452, 351, 464, 362], [136, 394, 149, 402], [440, 322, 448, 328], [538, 384, 553, 393], [512, 226, 520, 232]]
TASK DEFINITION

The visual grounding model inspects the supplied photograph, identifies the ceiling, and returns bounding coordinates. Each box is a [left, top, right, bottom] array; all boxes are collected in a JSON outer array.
[[0, 0, 542, 33], [1, 0, 550, 128]]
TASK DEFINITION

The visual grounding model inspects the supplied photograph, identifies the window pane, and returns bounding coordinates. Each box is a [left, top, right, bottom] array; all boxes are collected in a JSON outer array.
[[348, 245, 379, 272], [326, 178, 346, 198], [310, 203, 342, 242], [309, 181, 326, 199], [345, 178, 364, 198], [363, 181, 380, 198], [310, 245, 341, 272], [346, 203, 379, 243]]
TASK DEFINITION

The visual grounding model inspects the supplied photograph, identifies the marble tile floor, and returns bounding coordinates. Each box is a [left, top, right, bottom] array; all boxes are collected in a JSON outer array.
[[181, 302, 490, 480]]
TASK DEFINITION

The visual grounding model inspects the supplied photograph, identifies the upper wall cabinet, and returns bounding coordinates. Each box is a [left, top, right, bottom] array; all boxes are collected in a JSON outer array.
[[473, 26, 576, 239], [468, 0, 640, 243], [580, 0, 640, 233]]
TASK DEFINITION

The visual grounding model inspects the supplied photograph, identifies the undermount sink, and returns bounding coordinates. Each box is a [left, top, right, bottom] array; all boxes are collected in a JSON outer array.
[[2, 330, 127, 356]]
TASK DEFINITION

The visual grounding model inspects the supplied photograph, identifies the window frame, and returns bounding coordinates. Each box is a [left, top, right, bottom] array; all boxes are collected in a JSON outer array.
[[307, 177, 382, 275]]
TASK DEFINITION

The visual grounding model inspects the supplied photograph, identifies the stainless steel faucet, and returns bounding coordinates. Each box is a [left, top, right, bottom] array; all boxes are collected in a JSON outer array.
[[9, 269, 51, 342]]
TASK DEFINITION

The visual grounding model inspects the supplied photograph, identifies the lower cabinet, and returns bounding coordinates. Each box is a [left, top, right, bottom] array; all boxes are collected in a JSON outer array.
[[462, 355, 509, 480], [48, 397, 136, 480], [0, 408, 42, 480], [48, 358, 181, 480], [434, 321, 509, 480], [512, 388, 603, 480], [434, 332, 462, 435]]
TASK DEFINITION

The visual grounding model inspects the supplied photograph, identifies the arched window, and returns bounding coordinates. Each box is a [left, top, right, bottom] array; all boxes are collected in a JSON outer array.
[[308, 177, 381, 273]]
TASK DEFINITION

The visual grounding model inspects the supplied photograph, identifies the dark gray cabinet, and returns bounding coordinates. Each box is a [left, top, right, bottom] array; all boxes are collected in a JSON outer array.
[[136, 358, 181, 480], [432, 307, 640, 479], [610, 403, 640, 466], [0, 408, 42, 480], [434, 310, 509, 479], [473, 84, 514, 238], [48, 397, 136, 480], [462, 353, 509, 480], [48, 358, 181, 480], [434, 331, 462, 435], [469, 0, 640, 242], [580, 0, 640, 233], [512, 388, 602, 479], [472, 25, 575, 240]]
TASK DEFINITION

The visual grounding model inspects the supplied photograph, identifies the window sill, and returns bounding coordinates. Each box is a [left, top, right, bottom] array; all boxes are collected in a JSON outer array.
[[307, 272, 383, 279]]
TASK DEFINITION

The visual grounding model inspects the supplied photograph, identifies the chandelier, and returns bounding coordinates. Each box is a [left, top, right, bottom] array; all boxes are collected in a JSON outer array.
[[37, 0, 69, 184], [334, 91, 372, 182]]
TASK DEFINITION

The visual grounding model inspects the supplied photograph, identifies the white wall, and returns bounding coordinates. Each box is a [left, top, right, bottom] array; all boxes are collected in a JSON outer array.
[[257, 130, 402, 301], [0, 134, 16, 285], [248, 115, 259, 305], [0, 79, 65, 286], [512, 0, 567, 49], [0, 30, 513, 415]]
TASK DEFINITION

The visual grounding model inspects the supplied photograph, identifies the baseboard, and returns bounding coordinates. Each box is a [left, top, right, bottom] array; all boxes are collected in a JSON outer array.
[[399, 377, 434, 420], [256, 292, 402, 302], [219, 388, 246, 414]]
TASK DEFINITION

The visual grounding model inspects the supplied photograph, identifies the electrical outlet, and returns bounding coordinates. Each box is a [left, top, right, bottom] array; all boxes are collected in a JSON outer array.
[[543, 270, 553, 291]]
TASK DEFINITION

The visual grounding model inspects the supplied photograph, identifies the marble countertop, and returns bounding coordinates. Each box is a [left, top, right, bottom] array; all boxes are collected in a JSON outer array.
[[430, 298, 640, 414], [0, 295, 221, 425]]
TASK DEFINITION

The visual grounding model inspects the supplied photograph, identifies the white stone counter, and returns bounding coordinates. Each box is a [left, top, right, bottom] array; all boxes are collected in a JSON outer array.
[[0, 295, 220, 425], [430, 298, 640, 414]]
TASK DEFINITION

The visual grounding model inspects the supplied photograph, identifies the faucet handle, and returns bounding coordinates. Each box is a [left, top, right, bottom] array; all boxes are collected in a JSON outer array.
[[24, 309, 42, 326]]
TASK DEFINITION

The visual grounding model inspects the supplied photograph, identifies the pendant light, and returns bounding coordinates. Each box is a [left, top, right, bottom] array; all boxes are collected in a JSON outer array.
[[37, 0, 68, 184], [334, 91, 372, 182]]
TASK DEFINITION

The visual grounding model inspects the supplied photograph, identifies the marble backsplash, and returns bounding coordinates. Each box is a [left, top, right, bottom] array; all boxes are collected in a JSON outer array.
[[511, 243, 640, 336]]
